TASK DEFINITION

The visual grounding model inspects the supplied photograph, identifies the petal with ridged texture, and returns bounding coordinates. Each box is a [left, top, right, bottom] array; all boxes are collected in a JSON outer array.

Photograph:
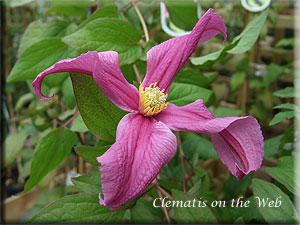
[[32, 51, 98, 101], [97, 113, 177, 210], [156, 100, 264, 180], [142, 8, 227, 93], [93, 51, 139, 112]]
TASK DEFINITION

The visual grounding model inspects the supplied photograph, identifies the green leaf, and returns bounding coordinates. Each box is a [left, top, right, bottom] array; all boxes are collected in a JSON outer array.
[[72, 172, 101, 194], [277, 156, 294, 169], [15, 93, 34, 112], [18, 19, 70, 57], [4, 133, 28, 168], [228, 9, 269, 54], [230, 72, 246, 91], [273, 103, 295, 110], [96, 139, 113, 146], [63, 18, 142, 65], [74, 145, 109, 165], [279, 125, 294, 151], [173, 69, 216, 88], [276, 38, 295, 47], [30, 193, 125, 223], [252, 179, 299, 224], [70, 72, 126, 142], [187, 179, 203, 198], [165, 0, 199, 30], [172, 189, 217, 223], [224, 174, 253, 200], [269, 111, 294, 126], [130, 199, 163, 223], [76, 6, 118, 31], [19, 159, 32, 180], [190, 46, 232, 68], [24, 128, 77, 192], [273, 87, 294, 98], [157, 179, 183, 192], [263, 64, 285, 84], [182, 133, 218, 160], [50, 0, 96, 8], [264, 135, 283, 157], [230, 196, 265, 223], [191, 9, 269, 67], [265, 156, 299, 197], [265, 167, 298, 196], [212, 107, 242, 117], [249, 79, 264, 88], [168, 83, 213, 106], [235, 57, 249, 73], [48, 0, 94, 17], [8, 38, 77, 83], [47, 6, 87, 17], [62, 78, 76, 109], [70, 114, 89, 133]]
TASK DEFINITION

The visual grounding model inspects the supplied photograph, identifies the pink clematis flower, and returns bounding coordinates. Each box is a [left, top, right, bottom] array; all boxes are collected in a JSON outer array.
[[32, 9, 264, 210]]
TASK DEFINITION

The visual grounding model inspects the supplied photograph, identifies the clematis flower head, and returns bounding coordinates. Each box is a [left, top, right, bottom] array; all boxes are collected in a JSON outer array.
[[32, 9, 264, 210]]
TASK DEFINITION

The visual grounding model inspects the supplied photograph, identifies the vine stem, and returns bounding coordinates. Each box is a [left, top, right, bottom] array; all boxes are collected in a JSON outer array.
[[63, 110, 79, 128], [153, 179, 174, 200], [133, 64, 142, 83], [154, 180, 172, 224], [176, 132, 188, 192], [129, 0, 149, 43]]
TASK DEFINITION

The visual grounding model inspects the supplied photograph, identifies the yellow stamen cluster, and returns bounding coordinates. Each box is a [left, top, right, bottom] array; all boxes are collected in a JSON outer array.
[[139, 82, 169, 117]]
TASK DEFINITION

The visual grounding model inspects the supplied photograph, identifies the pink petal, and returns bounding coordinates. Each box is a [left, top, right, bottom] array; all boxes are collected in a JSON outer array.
[[93, 51, 139, 112], [97, 113, 177, 210], [156, 100, 264, 180], [142, 8, 226, 92], [211, 117, 264, 180], [32, 50, 139, 112], [32, 51, 98, 101]]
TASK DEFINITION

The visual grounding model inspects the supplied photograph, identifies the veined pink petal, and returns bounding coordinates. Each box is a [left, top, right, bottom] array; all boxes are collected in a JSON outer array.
[[142, 8, 227, 93], [32, 51, 98, 101], [97, 113, 177, 210], [32, 50, 139, 112], [93, 51, 139, 112], [156, 100, 264, 180], [211, 117, 264, 180]]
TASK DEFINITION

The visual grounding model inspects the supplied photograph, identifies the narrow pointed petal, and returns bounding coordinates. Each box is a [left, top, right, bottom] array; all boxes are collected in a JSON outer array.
[[97, 113, 177, 210], [93, 51, 139, 112], [32, 51, 98, 101], [32, 50, 139, 112], [156, 100, 264, 180], [142, 8, 226, 92]]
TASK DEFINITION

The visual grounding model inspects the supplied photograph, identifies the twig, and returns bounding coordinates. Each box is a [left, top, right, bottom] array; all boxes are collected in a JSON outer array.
[[155, 183, 172, 224], [176, 132, 187, 192], [63, 110, 79, 128], [133, 64, 142, 83], [139, 39, 145, 49], [118, 1, 134, 15], [76, 131, 86, 174], [129, 0, 149, 43], [153, 181, 174, 201]]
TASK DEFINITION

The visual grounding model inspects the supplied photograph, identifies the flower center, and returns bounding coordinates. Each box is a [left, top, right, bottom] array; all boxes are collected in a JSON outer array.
[[139, 82, 169, 117]]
